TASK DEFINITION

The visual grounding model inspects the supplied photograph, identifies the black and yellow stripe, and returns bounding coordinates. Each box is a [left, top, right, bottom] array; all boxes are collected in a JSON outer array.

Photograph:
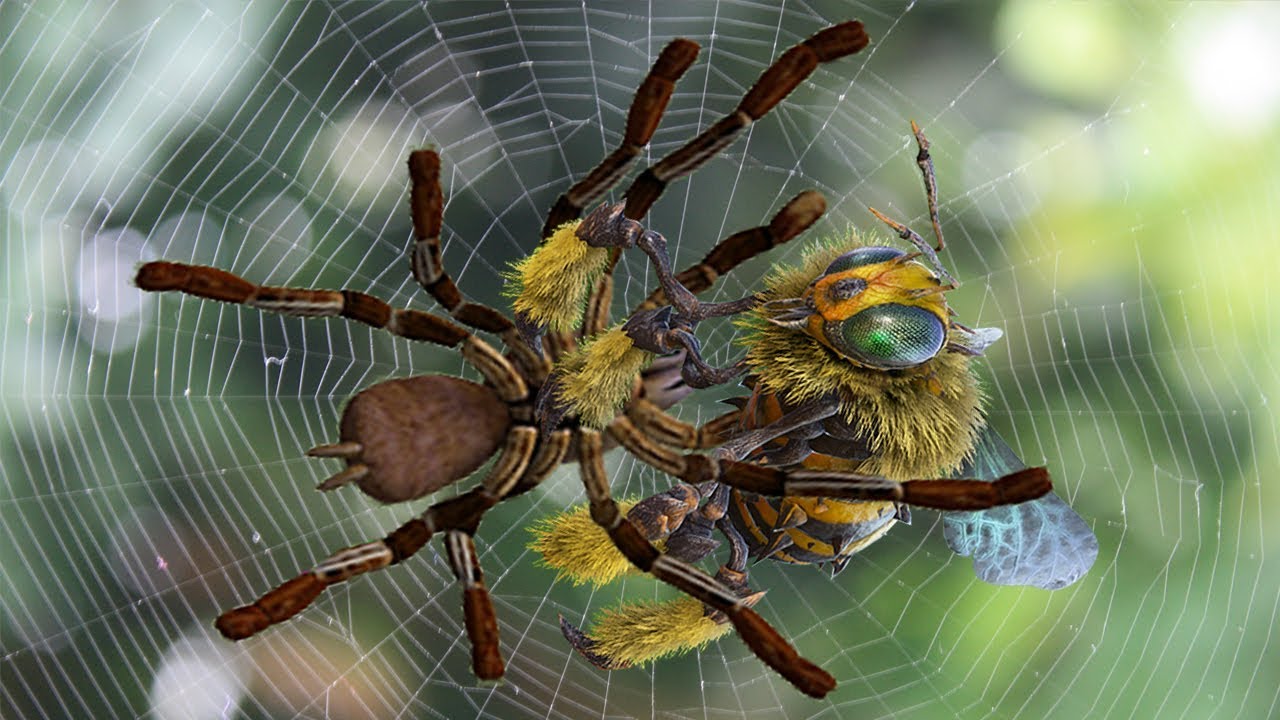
[[729, 492, 897, 566]]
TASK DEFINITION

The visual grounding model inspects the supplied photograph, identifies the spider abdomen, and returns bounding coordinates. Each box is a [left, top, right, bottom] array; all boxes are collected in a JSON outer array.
[[337, 376, 511, 503]]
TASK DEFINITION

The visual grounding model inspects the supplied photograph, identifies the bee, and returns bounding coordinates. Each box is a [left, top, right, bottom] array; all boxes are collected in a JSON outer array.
[[132, 20, 1081, 698], [528, 121, 1099, 670]]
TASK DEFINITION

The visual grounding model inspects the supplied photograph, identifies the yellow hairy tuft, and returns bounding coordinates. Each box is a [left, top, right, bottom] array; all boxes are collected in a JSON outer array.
[[588, 596, 731, 666], [529, 499, 643, 586], [736, 233, 986, 480], [506, 220, 609, 332], [556, 326, 655, 428]]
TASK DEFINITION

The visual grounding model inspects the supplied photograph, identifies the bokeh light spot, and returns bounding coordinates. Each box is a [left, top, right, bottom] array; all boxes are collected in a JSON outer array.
[[75, 227, 154, 353], [1181, 4, 1280, 134]]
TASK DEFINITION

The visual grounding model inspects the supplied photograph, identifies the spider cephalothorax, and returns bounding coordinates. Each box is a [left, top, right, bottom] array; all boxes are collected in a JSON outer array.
[[134, 20, 1078, 698]]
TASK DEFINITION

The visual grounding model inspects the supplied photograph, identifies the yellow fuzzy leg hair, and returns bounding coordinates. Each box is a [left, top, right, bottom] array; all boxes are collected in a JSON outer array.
[[505, 220, 610, 333], [587, 596, 731, 667], [555, 325, 656, 428], [529, 500, 644, 586]]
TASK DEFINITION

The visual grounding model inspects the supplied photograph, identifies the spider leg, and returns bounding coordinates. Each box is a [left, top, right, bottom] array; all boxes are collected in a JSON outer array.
[[622, 21, 869, 221], [552, 22, 863, 365], [444, 530, 504, 679], [540, 38, 701, 238], [606, 403, 1053, 512], [575, 428, 836, 698], [606, 399, 832, 482], [135, 262, 527, 402], [409, 150, 548, 377], [503, 428, 573, 498], [625, 397, 741, 450], [582, 273, 613, 339], [634, 190, 827, 312], [698, 454, 1051, 511], [213, 426, 539, 646]]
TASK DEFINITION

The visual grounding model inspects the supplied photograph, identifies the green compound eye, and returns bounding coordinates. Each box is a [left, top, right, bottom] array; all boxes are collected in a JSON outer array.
[[826, 303, 945, 369], [821, 246, 906, 277]]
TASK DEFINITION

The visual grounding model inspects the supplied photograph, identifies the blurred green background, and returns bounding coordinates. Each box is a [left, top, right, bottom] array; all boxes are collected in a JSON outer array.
[[2, 1, 1277, 718]]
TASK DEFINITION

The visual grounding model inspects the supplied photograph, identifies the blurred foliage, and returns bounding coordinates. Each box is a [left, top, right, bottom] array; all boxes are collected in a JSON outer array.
[[2, 1, 1277, 719]]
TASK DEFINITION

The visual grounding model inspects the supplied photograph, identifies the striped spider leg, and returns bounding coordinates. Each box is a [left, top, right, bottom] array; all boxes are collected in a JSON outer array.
[[621, 21, 870, 221], [539, 38, 701, 239], [135, 150, 563, 680]]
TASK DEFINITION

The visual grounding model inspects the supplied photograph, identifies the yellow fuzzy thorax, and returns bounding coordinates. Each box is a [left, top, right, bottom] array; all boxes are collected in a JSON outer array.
[[555, 326, 655, 428], [586, 596, 731, 666], [737, 235, 986, 481], [505, 220, 610, 333]]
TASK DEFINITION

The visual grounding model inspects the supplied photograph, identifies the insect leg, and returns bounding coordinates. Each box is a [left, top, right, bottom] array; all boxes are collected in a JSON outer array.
[[575, 428, 836, 698], [575, 193, 825, 392]]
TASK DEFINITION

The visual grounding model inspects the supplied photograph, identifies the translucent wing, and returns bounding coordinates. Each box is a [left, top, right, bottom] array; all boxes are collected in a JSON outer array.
[[943, 428, 1098, 589]]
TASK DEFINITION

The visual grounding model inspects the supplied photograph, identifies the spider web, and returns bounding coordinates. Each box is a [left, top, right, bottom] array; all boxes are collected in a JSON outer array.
[[3, 1, 1278, 718]]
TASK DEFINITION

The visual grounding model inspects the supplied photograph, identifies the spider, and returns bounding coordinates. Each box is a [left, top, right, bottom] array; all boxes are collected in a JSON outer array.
[[134, 21, 1060, 698]]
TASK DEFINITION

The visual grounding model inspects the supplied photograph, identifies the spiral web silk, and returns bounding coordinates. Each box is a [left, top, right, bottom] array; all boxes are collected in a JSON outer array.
[[2, 2, 1277, 718]]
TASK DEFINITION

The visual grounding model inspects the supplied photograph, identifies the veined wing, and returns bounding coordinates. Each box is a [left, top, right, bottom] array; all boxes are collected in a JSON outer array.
[[943, 428, 1098, 589]]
